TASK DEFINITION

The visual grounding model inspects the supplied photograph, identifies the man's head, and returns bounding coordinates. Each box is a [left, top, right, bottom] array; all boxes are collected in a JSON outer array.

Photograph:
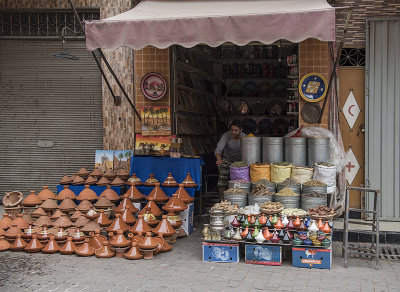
[[230, 120, 242, 139]]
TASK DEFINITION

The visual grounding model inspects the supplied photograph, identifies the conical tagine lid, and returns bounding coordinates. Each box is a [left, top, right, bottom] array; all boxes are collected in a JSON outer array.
[[59, 198, 77, 212], [152, 215, 176, 236], [146, 183, 169, 202], [123, 185, 144, 202], [126, 173, 143, 186], [116, 169, 130, 180], [120, 207, 136, 225], [176, 184, 194, 203], [139, 201, 163, 217], [93, 196, 113, 209], [162, 194, 188, 213], [99, 185, 120, 202], [77, 167, 90, 178], [138, 232, 158, 250], [12, 214, 29, 230], [59, 175, 71, 185], [50, 209, 64, 221], [22, 191, 42, 207], [161, 173, 179, 187], [76, 199, 93, 212], [77, 185, 98, 202], [53, 214, 73, 228], [38, 186, 56, 201], [75, 238, 95, 256], [40, 199, 58, 211], [0, 214, 12, 230], [124, 241, 143, 260], [110, 177, 124, 186], [85, 176, 98, 185], [181, 173, 197, 188], [96, 209, 112, 227], [106, 214, 129, 233], [104, 168, 116, 180], [72, 175, 85, 185], [129, 215, 152, 235], [97, 176, 111, 186], [33, 215, 53, 227], [109, 229, 130, 247], [90, 167, 103, 178], [57, 185, 76, 201], [114, 197, 138, 214], [143, 174, 159, 187]]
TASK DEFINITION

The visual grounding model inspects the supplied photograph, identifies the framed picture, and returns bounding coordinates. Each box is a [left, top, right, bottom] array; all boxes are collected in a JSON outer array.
[[140, 72, 167, 101]]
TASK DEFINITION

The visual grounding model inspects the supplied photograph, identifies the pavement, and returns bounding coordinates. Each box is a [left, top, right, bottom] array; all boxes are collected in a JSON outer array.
[[1, 214, 400, 292]]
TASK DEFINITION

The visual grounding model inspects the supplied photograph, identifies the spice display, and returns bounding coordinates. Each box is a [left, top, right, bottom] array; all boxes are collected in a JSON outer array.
[[251, 184, 273, 196], [255, 179, 274, 186], [316, 162, 335, 167], [252, 162, 269, 165], [272, 162, 292, 166], [276, 188, 299, 196], [260, 201, 283, 210], [210, 201, 239, 213], [278, 178, 300, 186], [224, 188, 247, 194], [302, 193, 326, 198], [231, 161, 248, 167], [281, 208, 308, 217], [303, 180, 327, 186], [229, 179, 250, 184], [238, 204, 260, 215], [308, 206, 335, 216]]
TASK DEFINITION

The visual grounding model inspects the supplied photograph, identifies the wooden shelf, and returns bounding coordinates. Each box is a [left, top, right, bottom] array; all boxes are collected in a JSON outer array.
[[176, 60, 216, 80], [287, 75, 299, 79], [223, 77, 287, 81], [227, 114, 297, 118], [176, 83, 217, 97], [213, 58, 285, 62], [176, 109, 215, 116], [286, 88, 298, 91]]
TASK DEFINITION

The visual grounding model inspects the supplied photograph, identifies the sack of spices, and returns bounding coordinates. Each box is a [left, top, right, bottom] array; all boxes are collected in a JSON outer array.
[[291, 166, 314, 184], [313, 162, 336, 194], [270, 162, 292, 183], [249, 163, 271, 182], [230, 161, 250, 181]]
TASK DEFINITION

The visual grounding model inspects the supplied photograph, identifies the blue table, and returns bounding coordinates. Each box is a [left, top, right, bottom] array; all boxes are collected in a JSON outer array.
[[130, 156, 204, 192]]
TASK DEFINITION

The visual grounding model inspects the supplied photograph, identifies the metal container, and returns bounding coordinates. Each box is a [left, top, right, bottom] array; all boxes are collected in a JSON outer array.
[[224, 192, 248, 208], [302, 185, 328, 195], [276, 184, 301, 194], [275, 194, 300, 209], [262, 137, 284, 163], [307, 137, 330, 167], [228, 180, 252, 193], [284, 137, 306, 166], [241, 136, 262, 164], [251, 182, 276, 193], [301, 195, 327, 211], [248, 194, 274, 205]]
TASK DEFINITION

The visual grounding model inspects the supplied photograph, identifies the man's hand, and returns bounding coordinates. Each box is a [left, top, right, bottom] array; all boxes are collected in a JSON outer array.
[[216, 159, 223, 166]]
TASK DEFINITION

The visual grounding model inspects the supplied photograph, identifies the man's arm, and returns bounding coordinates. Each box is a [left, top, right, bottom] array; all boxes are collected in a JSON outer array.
[[215, 133, 227, 166]]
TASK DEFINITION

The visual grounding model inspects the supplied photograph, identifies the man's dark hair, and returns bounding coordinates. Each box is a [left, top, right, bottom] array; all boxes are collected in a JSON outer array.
[[230, 119, 242, 129]]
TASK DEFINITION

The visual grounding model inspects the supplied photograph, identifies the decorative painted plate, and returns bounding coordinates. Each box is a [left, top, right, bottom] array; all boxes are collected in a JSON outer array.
[[299, 73, 327, 102], [301, 102, 321, 123], [140, 72, 167, 100]]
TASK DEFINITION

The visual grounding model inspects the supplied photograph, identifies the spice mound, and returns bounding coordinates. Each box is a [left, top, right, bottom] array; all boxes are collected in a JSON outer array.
[[302, 193, 326, 198], [308, 205, 335, 216], [303, 180, 327, 186], [316, 162, 335, 167], [260, 201, 283, 211], [281, 208, 307, 217], [211, 201, 239, 213], [231, 161, 248, 167], [276, 188, 299, 196], [272, 162, 292, 166], [251, 184, 274, 196], [224, 188, 247, 194], [278, 178, 300, 186]]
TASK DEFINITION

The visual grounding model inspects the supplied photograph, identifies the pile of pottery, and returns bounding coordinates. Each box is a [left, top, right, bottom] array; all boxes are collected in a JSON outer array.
[[2, 191, 24, 217], [0, 173, 194, 259], [202, 213, 332, 247], [60, 167, 130, 187], [142, 172, 198, 189]]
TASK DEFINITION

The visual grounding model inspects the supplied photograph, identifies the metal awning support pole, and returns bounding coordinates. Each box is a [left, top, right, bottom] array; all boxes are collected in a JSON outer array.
[[318, 7, 353, 123], [67, 0, 141, 121]]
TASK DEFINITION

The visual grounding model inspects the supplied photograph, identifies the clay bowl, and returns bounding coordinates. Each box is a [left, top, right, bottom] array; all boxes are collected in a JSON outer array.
[[3, 191, 23, 207], [4, 206, 23, 218]]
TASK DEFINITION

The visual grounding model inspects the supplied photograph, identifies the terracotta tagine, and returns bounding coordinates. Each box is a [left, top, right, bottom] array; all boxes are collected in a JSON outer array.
[[57, 186, 77, 201], [274, 218, 284, 230], [106, 214, 129, 234], [22, 224, 39, 240], [146, 183, 169, 202], [153, 234, 165, 255], [110, 177, 125, 186], [0, 214, 12, 230], [72, 175, 85, 185], [93, 196, 113, 209], [114, 196, 138, 214], [166, 213, 183, 229], [71, 227, 85, 245], [90, 167, 103, 179], [40, 199, 58, 214], [297, 220, 307, 231], [95, 240, 115, 258], [120, 207, 137, 226], [31, 207, 46, 219], [97, 176, 111, 186], [4, 205, 23, 218], [99, 185, 120, 203], [81, 219, 102, 234], [22, 213, 34, 225], [22, 190, 42, 207], [262, 227, 272, 240], [153, 215, 176, 236], [70, 210, 83, 222], [59, 236, 76, 255], [76, 199, 93, 214], [128, 232, 145, 243], [59, 174, 71, 185], [38, 225, 52, 243], [230, 216, 241, 228], [139, 201, 163, 218], [126, 173, 143, 186], [104, 168, 116, 180], [25, 234, 44, 253], [77, 167, 90, 178], [142, 207, 159, 227], [124, 185, 145, 202], [293, 216, 301, 228], [317, 218, 324, 230], [175, 184, 194, 204], [77, 185, 98, 202], [42, 235, 60, 254], [12, 214, 29, 230], [34, 215, 53, 228], [161, 173, 179, 187], [70, 174, 76, 182], [130, 215, 152, 235], [0, 235, 11, 251], [116, 168, 130, 181], [143, 174, 159, 187], [73, 216, 90, 228], [49, 209, 64, 221], [75, 238, 95, 256], [162, 194, 188, 213], [58, 198, 76, 214], [95, 209, 112, 227], [139, 232, 158, 259], [109, 230, 130, 248], [38, 186, 56, 201], [83, 209, 99, 221], [181, 173, 197, 188], [124, 241, 143, 260], [85, 176, 98, 186], [88, 230, 106, 250], [0, 228, 4, 236], [53, 214, 73, 228], [322, 221, 332, 234], [10, 234, 28, 251], [270, 229, 280, 243], [159, 234, 172, 253]]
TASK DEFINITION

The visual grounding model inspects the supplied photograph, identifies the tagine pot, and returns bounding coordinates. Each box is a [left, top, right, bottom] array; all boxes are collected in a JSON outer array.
[[0, 235, 11, 251], [97, 176, 111, 186], [123, 185, 145, 202], [95, 240, 115, 258], [75, 199, 93, 213], [59, 198, 77, 213], [162, 194, 187, 213], [0, 214, 13, 230], [139, 201, 163, 218], [114, 196, 138, 214], [42, 235, 60, 254], [70, 210, 83, 222], [59, 237, 76, 255], [126, 173, 143, 186], [40, 199, 58, 214], [138, 232, 158, 259], [85, 176, 98, 186], [153, 215, 176, 236], [90, 167, 103, 179], [93, 196, 113, 210], [143, 174, 159, 187], [38, 186, 56, 201], [53, 214, 73, 229], [96, 209, 112, 227], [11, 214, 29, 230], [10, 234, 28, 251], [181, 173, 197, 188], [109, 230, 130, 248], [57, 185, 77, 201], [175, 184, 194, 203], [59, 175, 71, 185], [88, 230, 106, 250], [161, 173, 179, 187], [77, 167, 90, 178], [146, 183, 168, 202], [120, 207, 137, 226], [99, 185, 120, 203], [110, 177, 125, 186], [106, 214, 129, 234], [22, 191, 42, 207], [116, 168, 130, 181], [75, 238, 95, 257], [72, 175, 85, 185], [104, 168, 116, 180], [77, 185, 98, 202], [25, 234, 44, 253], [73, 216, 90, 228], [124, 241, 143, 260]]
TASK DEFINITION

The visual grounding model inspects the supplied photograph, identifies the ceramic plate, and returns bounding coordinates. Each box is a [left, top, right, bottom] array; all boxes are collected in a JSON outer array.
[[250, 100, 267, 115], [258, 81, 272, 97], [237, 100, 249, 115], [269, 100, 286, 115], [301, 102, 321, 123], [299, 73, 328, 102], [242, 81, 258, 97], [227, 81, 243, 97], [140, 72, 167, 101]]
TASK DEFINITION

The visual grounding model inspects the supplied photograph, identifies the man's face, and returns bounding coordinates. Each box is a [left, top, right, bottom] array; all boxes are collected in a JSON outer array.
[[231, 125, 241, 139]]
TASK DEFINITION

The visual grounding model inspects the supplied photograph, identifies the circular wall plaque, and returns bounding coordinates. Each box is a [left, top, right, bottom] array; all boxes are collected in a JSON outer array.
[[140, 72, 167, 101], [299, 73, 327, 102]]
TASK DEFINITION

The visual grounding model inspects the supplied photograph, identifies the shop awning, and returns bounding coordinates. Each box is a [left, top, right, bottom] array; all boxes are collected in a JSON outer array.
[[85, 0, 335, 51]]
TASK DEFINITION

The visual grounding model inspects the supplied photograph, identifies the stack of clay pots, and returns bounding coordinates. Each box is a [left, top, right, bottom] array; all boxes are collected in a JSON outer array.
[[2, 191, 23, 218]]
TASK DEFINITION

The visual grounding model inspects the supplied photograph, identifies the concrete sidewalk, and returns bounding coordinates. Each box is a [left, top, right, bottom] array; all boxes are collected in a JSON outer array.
[[1, 220, 399, 292]]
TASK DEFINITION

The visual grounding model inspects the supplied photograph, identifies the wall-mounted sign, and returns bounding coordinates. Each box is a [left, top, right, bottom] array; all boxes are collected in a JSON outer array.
[[299, 73, 328, 103], [140, 72, 167, 101]]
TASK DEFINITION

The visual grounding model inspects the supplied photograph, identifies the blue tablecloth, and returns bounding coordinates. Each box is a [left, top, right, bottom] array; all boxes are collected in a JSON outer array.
[[130, 156, 204, 191], [57, 185, 124, 196]]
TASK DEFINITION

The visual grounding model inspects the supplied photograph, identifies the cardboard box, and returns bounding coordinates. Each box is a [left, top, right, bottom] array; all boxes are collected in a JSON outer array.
[[245, 244, 282, 265], [292, 246, 332, 269], [202, 241, 239, 263], [181, 203, 194, 235]]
